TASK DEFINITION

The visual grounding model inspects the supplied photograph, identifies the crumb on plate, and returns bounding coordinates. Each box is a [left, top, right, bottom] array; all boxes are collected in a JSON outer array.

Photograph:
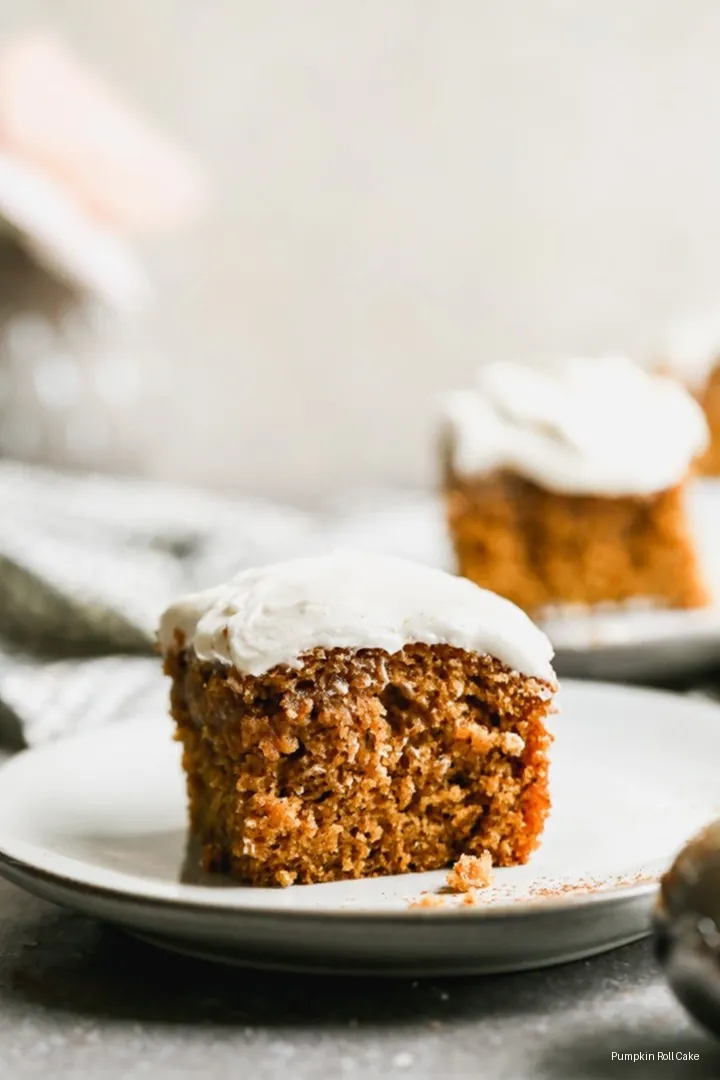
[[408, 892, 447, 910], [446, 851, 494, 893]]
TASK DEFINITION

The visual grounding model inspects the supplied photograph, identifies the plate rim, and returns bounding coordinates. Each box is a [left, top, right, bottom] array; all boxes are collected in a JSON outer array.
[[0, 843, 659, 924]]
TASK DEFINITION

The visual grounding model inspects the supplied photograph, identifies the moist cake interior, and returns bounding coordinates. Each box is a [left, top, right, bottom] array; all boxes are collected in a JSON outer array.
[[166, 641, 553, 887], [446, 470, 709, 613]]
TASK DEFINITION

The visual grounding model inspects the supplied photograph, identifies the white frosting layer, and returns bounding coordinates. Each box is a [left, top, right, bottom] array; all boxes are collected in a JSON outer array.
[[159, 550, 555, 682], [444, 357, 708, 496], [659, 315, 720, 389]]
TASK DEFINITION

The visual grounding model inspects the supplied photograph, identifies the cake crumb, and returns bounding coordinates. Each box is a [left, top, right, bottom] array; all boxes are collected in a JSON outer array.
[[446, 851, 494, 893], [499, 731, 525, 756], [408, 892, 447, 910]]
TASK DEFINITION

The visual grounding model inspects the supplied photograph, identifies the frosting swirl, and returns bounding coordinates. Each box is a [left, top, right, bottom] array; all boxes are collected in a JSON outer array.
[[159, 550, 555, 682], [444, 357, 708, 495]]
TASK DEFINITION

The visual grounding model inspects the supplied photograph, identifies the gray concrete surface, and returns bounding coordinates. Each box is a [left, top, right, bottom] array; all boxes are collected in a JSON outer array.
[[0, 872, 718, 1079]]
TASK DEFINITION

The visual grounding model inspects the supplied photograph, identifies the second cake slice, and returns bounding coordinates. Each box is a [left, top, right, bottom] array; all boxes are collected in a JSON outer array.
[[443, 357, 710, 614]]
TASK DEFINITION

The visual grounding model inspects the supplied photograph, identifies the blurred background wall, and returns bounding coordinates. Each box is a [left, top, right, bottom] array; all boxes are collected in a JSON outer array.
[[2, 1, 720, 500]]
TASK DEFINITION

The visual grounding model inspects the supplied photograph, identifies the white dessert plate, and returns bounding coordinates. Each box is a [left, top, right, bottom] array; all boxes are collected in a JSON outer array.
[[0, 680, 717, 977], [543, 481, 720, 681]]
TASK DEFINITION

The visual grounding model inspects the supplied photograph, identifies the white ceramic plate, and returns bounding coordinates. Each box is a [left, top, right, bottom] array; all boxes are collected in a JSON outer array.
[[0, 681, 717, 976], [543, 481, 720, 681]]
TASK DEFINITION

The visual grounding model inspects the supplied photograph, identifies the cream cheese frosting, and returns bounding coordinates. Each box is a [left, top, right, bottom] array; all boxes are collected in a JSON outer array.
[[444, 356, 708, 496], [158, 550, 555, 682]]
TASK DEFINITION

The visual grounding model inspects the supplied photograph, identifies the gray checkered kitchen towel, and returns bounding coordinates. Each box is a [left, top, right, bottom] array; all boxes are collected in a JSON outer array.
[[0, 462, 450, 745]]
